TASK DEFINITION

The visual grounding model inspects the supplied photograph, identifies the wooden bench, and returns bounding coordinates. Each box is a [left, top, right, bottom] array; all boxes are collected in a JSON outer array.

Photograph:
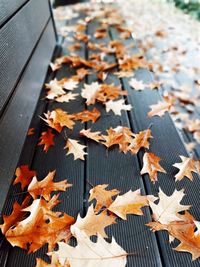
[[1, 1, 200, 266]]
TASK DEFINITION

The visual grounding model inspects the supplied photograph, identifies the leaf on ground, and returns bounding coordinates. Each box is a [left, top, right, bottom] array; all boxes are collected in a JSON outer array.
[[42, 109, 75, 132], [63, 79, 79, 91], [89, 184, 120, 212], [140, 152, 166, 183], [129, 78, 147, 91], [53, 228, 127, 267], [173, 155, 199, 181], [64, 138, 87, 160], [28, 170, 72, 201], [0, 196, 30, 234], [114, 71, 134, 78], [149, 188, 190, 224], [71, 205, 116, 238], [147, 100, 172, 118], [45, 79, 66, 100], [55, 92, 78, 103], [13, 165, 37, 190], [108, 189, 150, 220], [80, 129, 103, 143], [128, 128, 153, 154], [81, 82, 101, 105], [6, 198, 75, 253], [73, 108, 101, 123], [38, 129, 55, 153], [105, 99, 132, 115], [27, 128, 35, 136], [35, 254, 63, 267]]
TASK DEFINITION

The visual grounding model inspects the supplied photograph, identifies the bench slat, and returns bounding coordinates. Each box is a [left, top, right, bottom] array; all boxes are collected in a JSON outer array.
[[0, 0, 51, 115]]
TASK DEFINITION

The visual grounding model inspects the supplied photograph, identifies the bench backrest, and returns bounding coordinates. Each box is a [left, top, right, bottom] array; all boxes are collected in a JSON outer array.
[[0, 0, 57, 212]]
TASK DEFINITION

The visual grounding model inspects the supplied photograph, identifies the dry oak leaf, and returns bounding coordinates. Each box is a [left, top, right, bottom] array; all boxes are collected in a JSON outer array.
[[28, 170, 72, 201], [97, 71, 108, 81], [63, 79, 79, 91], [89, 184, 120, 212], [101, 128, 124, 149], [114, 71, 134, 78], [128, 128, 153, 154], [149, 188, 190, 225], [186, 119, 200, 132], [0, 196, 30, 234], [38, 129, 55, 153], [80, 129, 103, 143], [54, 228, 127, 267], [45, 79, 66, 99], [173, 220, 200, 260], [140, 152, 166, 183], [81, 82, 101, 105], [55, 92, 78, 103], [13, 165, 36, 190], [50, 62, 62, 72], [147, 100, 172, 118], [119, 54, 147, 71], [105, 99, 132, 115], [71, 205, 116, 238], [129, 78, 147, 91], [73, 108, 101, 123], [42, 109, 75, 133], [173, 155, 199, 182], [97, 84, 127, 103], [108, 189, 149, 220], [64, 138, 87, 160], [6, 198, 74, 253], [76, 68, 90, 80]]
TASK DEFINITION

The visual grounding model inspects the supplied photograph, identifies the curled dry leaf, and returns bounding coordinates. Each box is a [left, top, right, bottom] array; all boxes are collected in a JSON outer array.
[[13, 165, 36, 190], [147, 100, 172, 118], [128, 128, 153, 154], [73, 107, 101, 123], [64, 138, 87, 160], [89, 184, 120, 212], [173, 155, 199, 181], [108, 189, 150, 220], [55, 92, 78, 103], [71, 205, 116, 238], [53, 228, 127, 267], [5, 198, 75, 253], [42, 109, 75, 132], [129, 78, 147, 91], [45, 79, 66, 100], [38, 129, 55, 153], [28, 170, 72, 201], [105, 99, 132, 115], [140, 152, 166, 183], [149, 188, 190, 225], [80, 129, 103, 143]]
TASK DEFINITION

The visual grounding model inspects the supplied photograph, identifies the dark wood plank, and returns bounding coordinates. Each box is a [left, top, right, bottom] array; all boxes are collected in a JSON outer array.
[[0, 0, 28, 27], [3, 14, 86, 267], [86, 20, 162, 267], [0, 19, 56, 214], [110, 27, 200, 266], [0, 0, 51, 114]]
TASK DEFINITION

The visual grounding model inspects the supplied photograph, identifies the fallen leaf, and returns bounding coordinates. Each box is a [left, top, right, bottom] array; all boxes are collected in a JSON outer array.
[[81, 82, 100, 105], [89, 184, 120, 212], [80, 129, 103, 143], [28, 170, 72, 201], [71, 205, 116, 238], [140, 152, 166, 183], [147, 100, 172, 118], [108, 189, 149, 220], [55, 92, 78, 103], [13, 165, 37, 190], [64, 138, 87, 160], [63, 79, 79, 91], [73, 108, 101, 123], [54, 228, 127, 267], [128, 129, 153, 154], [105, 99, 132, 115], [38, 129, 55, 153], [129, 78, 147, 91], [173, 155, 199, 181], [45, 79, 66, 100], [149, 188, 190, 224], [27, 128, 34, 136]]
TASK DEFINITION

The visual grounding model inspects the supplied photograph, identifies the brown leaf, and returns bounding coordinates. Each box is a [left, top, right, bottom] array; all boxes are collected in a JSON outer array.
[[38, 129, 55, 153], [147, 100, 172, 118], [13, 165, 36, 190], [71, 205, 116, 238], [28, 170, 72, 201], [73, 108, 101, 123], [108, 189, 149, 220], [80, 129, 103, 143], [89, 184, 120, 212], [141, 152, 166, 183], [128, 129, 153, 154]]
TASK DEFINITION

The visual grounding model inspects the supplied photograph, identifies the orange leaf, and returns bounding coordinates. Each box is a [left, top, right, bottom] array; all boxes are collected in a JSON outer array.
[[28, 170, 72, 201], [73, 108, 101, 123], [38, 129, 55, 153], [80, 129, 103, 143], [128, 128, 153, 154], [147, 100, 172, 118], [13, 165, 36, 190]]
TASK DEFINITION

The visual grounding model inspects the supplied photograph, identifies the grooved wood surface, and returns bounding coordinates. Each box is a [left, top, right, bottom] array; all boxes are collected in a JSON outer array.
[[0, 0, 50, 114]]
